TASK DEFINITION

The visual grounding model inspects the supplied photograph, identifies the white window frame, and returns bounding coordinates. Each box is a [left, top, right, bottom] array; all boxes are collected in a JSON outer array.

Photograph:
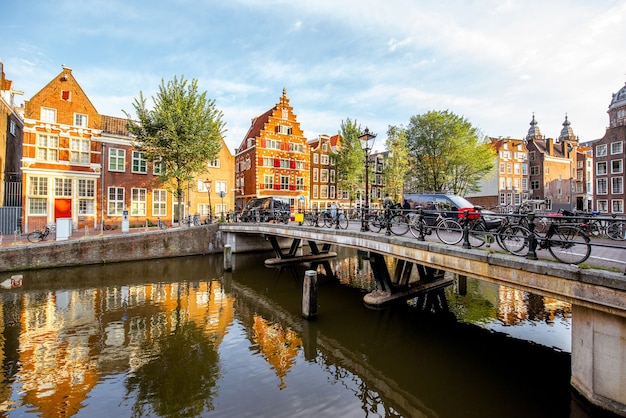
[[78, 179, 95, 215], [108, 186, 125, 216], [41, 107, 56, 122], [54, 178, 72, 197], [74, 113, 88, 127], [152, 189, 167, 216], [610, 141, 623, 155], [596, 144, 607, 157], [109, 148, 126, 172], [70, 138, 90, 164], [132, 151, 148, 174], [131, 188, 147, 216], [36, 134, 59, 162]]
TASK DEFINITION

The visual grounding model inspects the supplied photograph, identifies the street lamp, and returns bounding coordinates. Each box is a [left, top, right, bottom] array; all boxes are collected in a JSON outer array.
[[204, 179, 212, 224], [359, 127, 377, 232]]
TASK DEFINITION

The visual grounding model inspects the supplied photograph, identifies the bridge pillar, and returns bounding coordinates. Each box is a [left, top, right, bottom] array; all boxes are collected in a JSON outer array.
[[571, 304, 626, 416]]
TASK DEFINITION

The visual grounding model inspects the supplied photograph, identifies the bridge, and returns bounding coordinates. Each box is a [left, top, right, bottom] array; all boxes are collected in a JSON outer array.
[[220, 222, 626, 417]]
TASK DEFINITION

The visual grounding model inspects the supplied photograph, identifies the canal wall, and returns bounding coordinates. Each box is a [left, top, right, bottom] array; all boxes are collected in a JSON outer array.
[[0, 225, 224, 273]]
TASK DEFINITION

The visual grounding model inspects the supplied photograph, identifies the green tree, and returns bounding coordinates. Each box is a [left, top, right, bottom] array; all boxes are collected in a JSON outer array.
[[405, 110, 494, 196], [334, 118, 365, 208], [125, 76, 225, 222], [382, 125, 410, 203]]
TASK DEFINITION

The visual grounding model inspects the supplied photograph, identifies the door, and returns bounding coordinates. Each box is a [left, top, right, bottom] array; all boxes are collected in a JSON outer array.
[[54, 198, 72, 219]]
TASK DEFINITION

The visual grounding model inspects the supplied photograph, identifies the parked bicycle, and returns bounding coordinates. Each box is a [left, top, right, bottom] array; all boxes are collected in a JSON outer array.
[[499, 213, 591, 264], [322, 209, 349, 229], [156, 217, 167, 229], [368, 205, 410, 236], [27, 225, 52, 243]]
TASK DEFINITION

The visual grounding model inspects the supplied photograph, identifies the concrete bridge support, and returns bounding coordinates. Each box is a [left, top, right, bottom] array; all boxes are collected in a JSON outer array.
[[571, 305, 626, 416]]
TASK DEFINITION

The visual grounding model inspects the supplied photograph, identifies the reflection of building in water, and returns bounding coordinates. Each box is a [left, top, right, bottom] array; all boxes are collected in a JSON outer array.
[[251, 316, 302, 389], [0, 280, 234, 416], [497, 286, 571, 326]]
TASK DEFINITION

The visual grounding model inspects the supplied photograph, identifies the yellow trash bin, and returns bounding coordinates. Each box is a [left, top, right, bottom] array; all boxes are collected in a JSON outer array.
[[294, 213, 304, 223]]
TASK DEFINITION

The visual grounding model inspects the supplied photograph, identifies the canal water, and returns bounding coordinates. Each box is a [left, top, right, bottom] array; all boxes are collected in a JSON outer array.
[[0, 248, 614, 417]]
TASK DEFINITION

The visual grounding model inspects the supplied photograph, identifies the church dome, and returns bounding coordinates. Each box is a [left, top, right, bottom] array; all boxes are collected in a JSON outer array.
[[609, 82, 626, 111]]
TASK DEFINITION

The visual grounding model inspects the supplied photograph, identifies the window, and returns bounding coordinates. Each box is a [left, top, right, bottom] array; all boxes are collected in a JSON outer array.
[[9, 120, 16, 136], [597, 199, 608, 212], [313, 185, 318, 199], [132, 151, 147, 174], [330, 185, 335, 199], [313, 153, 319, 164], [109, 148, 125, 172], [131, 188, 147, 216], [198, 204, 211, 216], [54, 178, 72, 197], [596, 144, 607, 157], [320, 169, 328, 183], [611, 159, 623, 174], [530, 165, 540, 176], [266, 139, 281, 149], [153, 189, 167, 216], [214, 181, 227, 194], [596, 178, 608, 194], [596, 161, 607, 175], [264, 175, 274, 190], [330, 170, 335, 183], [280, 175, 289, 190], [78, 179, 95, 215], [70, 138, 90, 164], [29, 198, 47, 215], [295, 160, 305, 170], [313, 168, 318, 182], [322, 143, 328, 152], [530, 180, 540, 190], [276, 125, 292, 135], [610, 141, 623, 155], [41, 107, 56, 122], [612, 177, 623, 194], [74, 113, 88, 127], [36, 134, 59, 161], [296, 177, 304, 191], [108, 187, 125, 215], [30, 176, 48, 196], [612, 200, 624, 213], [289, 143, 303, 152], [208, 159, 220, 168], [153, 157, 164, 175], [321, 155, 329, 165], [320, 185, 328, 199]]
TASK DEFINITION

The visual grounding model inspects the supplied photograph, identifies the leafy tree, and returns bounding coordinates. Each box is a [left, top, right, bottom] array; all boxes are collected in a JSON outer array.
[[405, 110, 494, 196], [125, 76, 225, 222], [382, 125, 410, 203], [334, 118, 365, 208]]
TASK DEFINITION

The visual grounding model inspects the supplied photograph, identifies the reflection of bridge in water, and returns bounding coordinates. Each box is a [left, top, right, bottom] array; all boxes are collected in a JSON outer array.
[[221, 223, 626, 416]]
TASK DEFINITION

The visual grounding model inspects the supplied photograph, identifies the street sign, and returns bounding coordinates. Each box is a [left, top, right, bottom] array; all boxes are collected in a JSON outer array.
[[219, 191, 226, 198], [299, 195, 305, 201]]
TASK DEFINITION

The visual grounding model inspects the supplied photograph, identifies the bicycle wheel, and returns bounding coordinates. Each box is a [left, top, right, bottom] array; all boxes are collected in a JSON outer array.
[[367, 215, 384, 233], [606, 220, 626, 241], [27, 231, 42, 242], [547, 225, 591, 264], [533, 217, 549, 235], [435, 219, 463, 245], [389, 214, 410, 236], [408, 215, 428, 239], [323, 213, 333, 228], [468, 222, 488, 248], [498, 225, 530, 255], [337, 214, 349, 229]]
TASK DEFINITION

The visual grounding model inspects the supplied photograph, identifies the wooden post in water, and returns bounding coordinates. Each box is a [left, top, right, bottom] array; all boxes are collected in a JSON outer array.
[[302, 270, 318, 320], [223, 244, 232, 272]]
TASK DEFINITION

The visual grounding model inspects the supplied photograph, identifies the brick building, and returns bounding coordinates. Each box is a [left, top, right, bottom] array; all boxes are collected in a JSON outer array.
[[308, 133, 341, 210], [234, 89, 309, 212], [591, 80, 626, 213], [525, 114, 578, 212], [21, 66, 102, 232], [0, 62, 24, 208]]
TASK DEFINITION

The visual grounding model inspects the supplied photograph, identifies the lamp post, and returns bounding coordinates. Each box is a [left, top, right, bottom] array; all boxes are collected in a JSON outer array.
[[205, 179, 212, 224], [359, 127, 376, 232]]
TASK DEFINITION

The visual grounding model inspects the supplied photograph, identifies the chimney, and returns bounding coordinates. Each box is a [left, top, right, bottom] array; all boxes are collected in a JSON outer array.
[[546, 137, 553, 156]]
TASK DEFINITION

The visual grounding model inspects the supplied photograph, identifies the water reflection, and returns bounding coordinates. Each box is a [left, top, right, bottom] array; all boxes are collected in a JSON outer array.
[[0, 249, 606, 417]]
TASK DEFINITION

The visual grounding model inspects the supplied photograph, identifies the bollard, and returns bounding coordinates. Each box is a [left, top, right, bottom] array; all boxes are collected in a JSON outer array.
[[223, 244, 232, 272], [302, 270, 318, 320]]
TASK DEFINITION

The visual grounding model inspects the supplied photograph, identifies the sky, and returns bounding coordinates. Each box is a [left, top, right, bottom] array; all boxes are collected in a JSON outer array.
[[2, 0, 626, 153]]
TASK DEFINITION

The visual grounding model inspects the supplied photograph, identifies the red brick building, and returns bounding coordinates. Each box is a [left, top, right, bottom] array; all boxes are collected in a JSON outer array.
[[234, 89, 309, 212], [21, 66, 102, 232]]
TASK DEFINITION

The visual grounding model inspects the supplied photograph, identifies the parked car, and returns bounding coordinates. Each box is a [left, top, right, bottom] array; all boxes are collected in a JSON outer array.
[[240, 196, 291, 223], [402, 193, 501, 230]]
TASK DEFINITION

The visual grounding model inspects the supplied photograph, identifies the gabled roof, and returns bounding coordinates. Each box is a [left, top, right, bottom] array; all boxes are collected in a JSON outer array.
[[237, 108, 272, 153], [101, 115, 130, 137]]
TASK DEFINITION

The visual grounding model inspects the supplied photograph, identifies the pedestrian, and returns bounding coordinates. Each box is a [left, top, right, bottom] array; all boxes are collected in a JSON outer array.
[[383, 194, 393, 209]]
